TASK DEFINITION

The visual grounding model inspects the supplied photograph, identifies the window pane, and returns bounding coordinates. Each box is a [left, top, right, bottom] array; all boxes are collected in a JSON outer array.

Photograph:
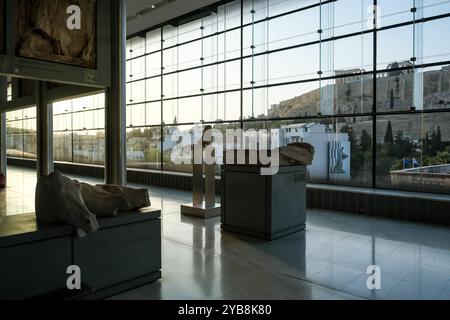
[[130, 56, 146, 80], [376, 113, 450, 194], [73, 111, 95, 130], [422, 0, 450, 18], [378, 64, 450, 112], [127, 104, 146, 127], [268, 0, 319, 17], [162, 125, 195, 173], [244, 81, 321, 119], [146, 52, 162, 77], [243, 21, 269, 56], [146, 28, 162, 53], [178, 69, 202, 96], [23, 133, 37, 159], [377, 25, 413, 70], [203, 35, 219, 65], [178, 19, 203, 44], [54, 114, 71, 132], [243, 117, 373, 187], [163, 47, 178, 73], [243, 54, 268, 87], [54, 132, 73, 162], [127, 127, 161, 170], [333, 0, 372, 36], [243, 0, 269, 24], [163, 25, 177, 48], [421, 17, 450, 64], [218, 29, 241, 60], [23, 107, 36, 119], [128, 80, 146, 104], [268, 6, 320, 50], [52, 95, 105, 166], [217, 0, 241, 31], [7, 134, 24, 158], [146, 77, 162, 101], [267, 44, 320, 84], [73, 130, 105, 165], [322, 33, 373, 78], [163, 96, 202, 124], [423, 65, 450, 110], [378, 0, 413, 27], [146, 102, 162, 126], [203, 92, 241, 122], [178, 40, 202, 70], [5, 108, 37, 160]]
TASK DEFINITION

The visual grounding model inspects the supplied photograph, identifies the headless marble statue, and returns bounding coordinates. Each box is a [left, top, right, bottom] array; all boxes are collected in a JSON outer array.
[[35, 172, 151, 237]]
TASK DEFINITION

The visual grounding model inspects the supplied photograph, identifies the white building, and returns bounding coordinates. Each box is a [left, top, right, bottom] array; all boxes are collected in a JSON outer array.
[[277, 123, 351, 182], [127, 151, 145, 161]]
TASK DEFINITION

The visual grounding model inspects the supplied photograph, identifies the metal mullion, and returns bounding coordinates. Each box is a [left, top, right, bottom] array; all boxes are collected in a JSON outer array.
[[240, 0, 244, 130], [126, 27, 380, 87], [124, 8, 450, 67], [125, 12, 450, 77], [71, 100, 74, 163], [160, 27, 164, 172], [319, 0, 324, 115], [160, 25, 241, 55], [201, 17, 205, 123], [144, 35, 148, 128], [248, 0, 337, 26], [373, 0, 378, 189], [122, 0, 450, 190], [215, 10, 220, 122], [251, 0, 255, 119], [125, 58, 450, 107], [158, 102, 450, 129], [223, 1, 229, 122], [126, 0, 237, 39]]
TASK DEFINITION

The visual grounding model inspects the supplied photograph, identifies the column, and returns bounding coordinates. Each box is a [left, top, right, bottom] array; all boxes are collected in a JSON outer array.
[[0, 78, 6, 178], [36, 81, 54, 177], [105, 0, 127, 185]]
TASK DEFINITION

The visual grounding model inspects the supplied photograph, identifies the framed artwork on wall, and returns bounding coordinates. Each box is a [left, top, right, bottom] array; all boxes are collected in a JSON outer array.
[[16, 0, 97, 69]]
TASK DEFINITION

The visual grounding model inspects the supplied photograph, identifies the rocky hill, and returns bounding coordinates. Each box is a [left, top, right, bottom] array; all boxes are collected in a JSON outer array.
[[268, 66, 450, 119]]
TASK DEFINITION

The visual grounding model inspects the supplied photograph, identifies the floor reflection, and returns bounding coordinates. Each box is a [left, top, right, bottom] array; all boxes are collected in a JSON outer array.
[[2, 166, 450, 300], [0, 166, 36, 216]]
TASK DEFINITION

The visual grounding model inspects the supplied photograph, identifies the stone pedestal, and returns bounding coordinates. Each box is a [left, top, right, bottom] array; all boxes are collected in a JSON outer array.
[[181, 129, 221, 219], [181, 202, 221, 219], [221, 165, 307, 240]]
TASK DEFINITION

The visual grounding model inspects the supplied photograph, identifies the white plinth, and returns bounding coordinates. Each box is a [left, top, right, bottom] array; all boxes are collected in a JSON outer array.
[[181, 203, 221, 219]]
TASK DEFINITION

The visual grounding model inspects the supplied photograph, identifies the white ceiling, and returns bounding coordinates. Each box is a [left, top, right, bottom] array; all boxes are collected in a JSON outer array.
[[126, 0, 219, 36], [127, 0, 160, 18]]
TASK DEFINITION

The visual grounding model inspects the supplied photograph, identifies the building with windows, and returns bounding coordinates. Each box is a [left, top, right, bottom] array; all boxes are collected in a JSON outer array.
[[278, 123, 351, 181]]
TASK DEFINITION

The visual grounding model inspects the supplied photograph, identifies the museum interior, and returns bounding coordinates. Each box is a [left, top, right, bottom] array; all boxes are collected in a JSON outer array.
[[1, 0, 450, 301]]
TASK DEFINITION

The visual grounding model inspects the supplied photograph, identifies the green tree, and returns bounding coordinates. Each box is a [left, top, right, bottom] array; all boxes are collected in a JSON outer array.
[[383, 120, 394, 156], [384, 120, 394, 144], [431, 126, 443, 155], [390, 89, 394, 109], [422, 131, 431, 156], [393, 130, 414, 159], [360, 130, 371, 152]]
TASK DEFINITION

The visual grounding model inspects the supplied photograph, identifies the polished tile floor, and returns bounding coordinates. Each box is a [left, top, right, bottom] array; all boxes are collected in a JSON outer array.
[[2, 166, 450, 300]]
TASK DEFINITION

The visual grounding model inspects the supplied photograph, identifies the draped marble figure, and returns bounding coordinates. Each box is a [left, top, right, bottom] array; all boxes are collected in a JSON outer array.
[[35, 172, 151, 237]]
